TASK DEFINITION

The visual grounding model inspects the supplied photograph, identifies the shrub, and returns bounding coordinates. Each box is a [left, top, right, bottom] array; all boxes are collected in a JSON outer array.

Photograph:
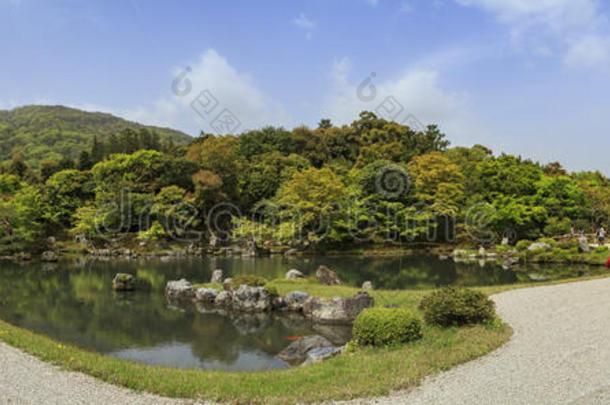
[[230, 274, 267, 288], [419, 287, 495, 327], [352, 308, 422, 346], [594, 245, 609, 253], [537, 237, 558, 247], [558, 239, 579, 250], [515, 240, 533, 251]]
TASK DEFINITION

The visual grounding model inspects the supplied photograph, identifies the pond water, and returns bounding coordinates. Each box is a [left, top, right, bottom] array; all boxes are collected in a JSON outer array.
[[0, 255, 604, 371]]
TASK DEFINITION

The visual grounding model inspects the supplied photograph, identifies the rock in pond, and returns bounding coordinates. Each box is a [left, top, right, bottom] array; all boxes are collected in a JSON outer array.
[[361, 281, 373, 290], [302, 292, 374, 324], [112, 273, 135, 291], [528, 242, 552, 252], [277, 335, 333, 363], [210, 269, 223, 284], [285, 269, 305, 279], [166, 279, 195, 301], [214, 290, 232, 307], [284, 248, 298, 256], [578, 236, 591, 253], [41, 251, 58, 262], [302, 345, 345, 366], [274, 291, 310, 311], [231, 285, 272, 312], [502, 257, 519, 270], [316, 265, 342, 285], [528, 273, 550, 282], [196, 288, 219, 303]]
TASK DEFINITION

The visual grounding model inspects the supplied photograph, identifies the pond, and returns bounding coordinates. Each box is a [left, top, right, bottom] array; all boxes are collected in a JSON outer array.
[[0, 255, 604, 371]]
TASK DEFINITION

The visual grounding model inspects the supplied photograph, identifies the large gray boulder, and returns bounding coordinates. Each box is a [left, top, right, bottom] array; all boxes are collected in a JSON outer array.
[[231, 285, 272, 312], [165, 279, 195, 301], [41, 251, 58, 262], [285, 269, 305, 279], [277, 335, 333, 363], [196, 288, 219, 303], [275, 291, 310, 311], [112, 273, 135, 291], [302, 345, 345, 366], [316, 265, 342, 285], [528, 242, 552, 252], [578, 236, 591, 253], [210, 269, 223, 284], [214, 290, 232, 307], [302, 292, 374, 324]]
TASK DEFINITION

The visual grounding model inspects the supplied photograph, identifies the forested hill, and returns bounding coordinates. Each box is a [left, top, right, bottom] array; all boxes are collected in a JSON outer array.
[[0, 105, 192, 166]]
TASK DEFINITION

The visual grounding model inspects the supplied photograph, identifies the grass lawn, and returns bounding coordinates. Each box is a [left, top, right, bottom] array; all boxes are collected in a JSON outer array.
[[1, 274, 608, 404]]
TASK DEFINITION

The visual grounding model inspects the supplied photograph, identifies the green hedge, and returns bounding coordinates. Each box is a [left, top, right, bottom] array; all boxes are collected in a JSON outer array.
[[352, 307, 422, 346], [419, 287, 495, 327]]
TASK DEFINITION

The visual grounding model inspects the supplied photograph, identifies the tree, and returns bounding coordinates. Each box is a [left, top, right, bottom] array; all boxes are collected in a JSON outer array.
[[91, 135, 104, 162], [77, 150, 93, 171], [7, 155, 30, 179], [186, 135, 243, 202], [407, 152, 465, 216], [40, 159, 61, 181], [43, 170, 94, 229], [277, 167, 347, 241]]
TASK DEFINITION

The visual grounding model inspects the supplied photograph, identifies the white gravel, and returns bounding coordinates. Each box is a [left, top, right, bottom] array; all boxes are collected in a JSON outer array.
[[0, 341, 204, 405], [3, 278, 610, 404], [336, 277, 610, 404]]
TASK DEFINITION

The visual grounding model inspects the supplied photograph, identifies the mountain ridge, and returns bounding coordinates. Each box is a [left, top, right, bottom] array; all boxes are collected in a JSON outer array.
[[0, 105, 192, 166]]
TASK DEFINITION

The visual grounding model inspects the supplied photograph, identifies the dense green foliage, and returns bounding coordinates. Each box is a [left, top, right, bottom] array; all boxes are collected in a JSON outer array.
[[352, 307, 423, 346], [0, 105, 191, 167], [0, 108, 609, 254], [419, 287, 496, 327]]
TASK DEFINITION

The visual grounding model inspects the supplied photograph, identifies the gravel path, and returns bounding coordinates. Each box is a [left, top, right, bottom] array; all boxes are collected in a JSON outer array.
[[3, 278, 610, 404], [338, 277, 610, 405], [0, 341, 202, 405]]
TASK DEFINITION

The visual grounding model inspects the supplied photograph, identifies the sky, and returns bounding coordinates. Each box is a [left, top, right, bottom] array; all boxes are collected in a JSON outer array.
[[1, 0, 610, 173]]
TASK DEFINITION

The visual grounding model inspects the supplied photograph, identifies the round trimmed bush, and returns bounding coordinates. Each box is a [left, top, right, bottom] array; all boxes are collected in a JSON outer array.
[[419, 287, 495, 327], [352, 307, 422, 346]]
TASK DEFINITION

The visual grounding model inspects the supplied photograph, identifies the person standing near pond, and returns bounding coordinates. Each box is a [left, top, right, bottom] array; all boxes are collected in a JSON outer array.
[[597, 226, 606, 244]]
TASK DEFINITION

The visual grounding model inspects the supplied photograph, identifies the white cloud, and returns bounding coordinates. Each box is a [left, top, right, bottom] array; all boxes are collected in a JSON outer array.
[[293, 13, 315, 39], [123, 49, 290, 135], [454, 0, 610, 70], [321, 58, 487, 146], [455, 0, 599, 31], [564, 35, 610, 70]]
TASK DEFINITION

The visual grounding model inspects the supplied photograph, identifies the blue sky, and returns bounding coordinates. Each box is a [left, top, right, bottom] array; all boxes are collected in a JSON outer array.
[[2, 0, 610, 173]]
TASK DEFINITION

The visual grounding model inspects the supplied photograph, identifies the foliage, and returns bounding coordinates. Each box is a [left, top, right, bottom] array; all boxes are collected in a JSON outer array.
[[229, 274, 267, 288], [0, 105, 191, 167], [419, 287, 496, 327], [1, 108, 610, 252], [137, 221, 166, 242], [352, 307, 423, 346]]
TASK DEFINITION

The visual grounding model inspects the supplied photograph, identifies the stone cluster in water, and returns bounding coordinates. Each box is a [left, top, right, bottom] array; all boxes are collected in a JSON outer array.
[[165, 274, 373, 325], [164, 266, 374, 366]]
